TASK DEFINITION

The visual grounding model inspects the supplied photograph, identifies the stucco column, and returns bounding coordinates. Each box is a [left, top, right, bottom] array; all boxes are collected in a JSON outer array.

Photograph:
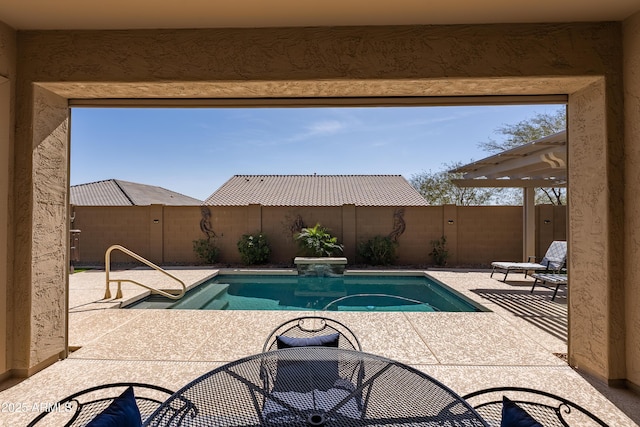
[[442, 204, 458, 265], [568, 78, 626, 383], [148, 204, 164, 264], [623, 11, 640, 389], [12, 85, 69, 375], [342, 204, 356, 263], [522, 188, 536, 261], [0, 22, 15, 379]]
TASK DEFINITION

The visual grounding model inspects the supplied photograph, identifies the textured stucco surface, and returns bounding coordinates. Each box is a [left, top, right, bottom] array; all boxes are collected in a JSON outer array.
[[567, 80, 624, 379], [0, 21, 16, 378], [624, 11, 640, 387], [3, 20, 635, 384]]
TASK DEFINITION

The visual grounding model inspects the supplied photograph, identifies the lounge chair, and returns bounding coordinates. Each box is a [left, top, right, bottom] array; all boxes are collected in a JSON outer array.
[[531, 272, 568, 300], [490, 240, 567, 282], [462, 386, 608, 426]]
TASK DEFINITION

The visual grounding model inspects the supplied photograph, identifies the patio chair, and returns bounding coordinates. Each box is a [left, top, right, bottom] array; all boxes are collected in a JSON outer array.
[[530, 272, 568, 300], [27, 382, 194, 426], [260, 318, 364, 423], [462, 386, 608, 426], [262, 316, 362, 352], [490, 240, 567, 282]]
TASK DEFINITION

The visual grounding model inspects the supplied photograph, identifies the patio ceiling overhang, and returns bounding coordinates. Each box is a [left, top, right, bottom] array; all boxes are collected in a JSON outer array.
[[450, 130, 567, 189]]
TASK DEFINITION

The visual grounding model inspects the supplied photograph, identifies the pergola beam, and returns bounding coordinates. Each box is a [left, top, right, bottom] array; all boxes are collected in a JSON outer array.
[[452, 178, 566, 188], [462, 147, 566, 179]]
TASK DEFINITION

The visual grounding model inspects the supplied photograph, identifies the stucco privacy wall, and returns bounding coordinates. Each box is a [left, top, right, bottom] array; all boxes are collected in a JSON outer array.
[[6, 22, 629, 383], [73, 205, 560, 266], [624, 12, 640, 388], [0, 21, 15, 380]]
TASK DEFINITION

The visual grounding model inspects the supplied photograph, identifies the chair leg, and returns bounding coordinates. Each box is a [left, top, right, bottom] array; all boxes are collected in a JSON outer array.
[[490, 266, 495, 278], [502, 270, 509, 282], [551, 283, 562, 301], [531, 278, 539, 293]]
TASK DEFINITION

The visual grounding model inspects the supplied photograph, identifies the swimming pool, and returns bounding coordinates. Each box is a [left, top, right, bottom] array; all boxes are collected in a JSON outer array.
[[127, 273, 487, 312]]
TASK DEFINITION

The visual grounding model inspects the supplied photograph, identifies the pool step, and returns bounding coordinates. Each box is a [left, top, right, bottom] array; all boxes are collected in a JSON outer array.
[[201, 299, 229, 310], [169, 283, 229, 310], [127, 296, 176, 309]]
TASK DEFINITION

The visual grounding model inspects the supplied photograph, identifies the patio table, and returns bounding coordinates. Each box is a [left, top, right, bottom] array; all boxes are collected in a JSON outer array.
[[143, 346, 489, 426]]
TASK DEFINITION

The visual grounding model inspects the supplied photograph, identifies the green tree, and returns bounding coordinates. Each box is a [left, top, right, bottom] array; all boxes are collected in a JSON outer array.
[[478, 109, 567, 205], [410, 161, 496, 206]]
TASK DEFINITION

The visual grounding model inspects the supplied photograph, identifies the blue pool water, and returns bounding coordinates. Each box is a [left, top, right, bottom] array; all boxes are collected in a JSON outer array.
[[127, 274, 486, 312]]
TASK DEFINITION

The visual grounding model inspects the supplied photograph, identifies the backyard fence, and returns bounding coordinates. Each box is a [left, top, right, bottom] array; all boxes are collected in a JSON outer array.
[[70, 204, 566, 267]]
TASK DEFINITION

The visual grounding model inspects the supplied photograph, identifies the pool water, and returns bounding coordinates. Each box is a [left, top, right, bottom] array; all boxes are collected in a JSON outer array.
[[127, 274, 486, 312]]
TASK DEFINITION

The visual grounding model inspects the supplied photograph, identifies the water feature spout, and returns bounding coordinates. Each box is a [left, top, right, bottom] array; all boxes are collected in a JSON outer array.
[[294, 257, 347, 276]]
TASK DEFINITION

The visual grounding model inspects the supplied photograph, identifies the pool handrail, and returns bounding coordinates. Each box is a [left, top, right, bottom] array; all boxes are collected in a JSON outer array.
[[104, 244, 187, 300], [321, 293, 439, 311]]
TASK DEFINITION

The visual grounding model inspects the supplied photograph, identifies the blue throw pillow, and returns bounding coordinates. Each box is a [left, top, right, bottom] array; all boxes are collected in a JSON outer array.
[[501, 396, 543, 427], [86, 386, 142, 427], [276, 333, 340, 349]]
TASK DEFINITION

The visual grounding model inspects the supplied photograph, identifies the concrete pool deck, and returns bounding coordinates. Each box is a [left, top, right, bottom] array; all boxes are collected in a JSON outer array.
[[0, 267, 638, 426]]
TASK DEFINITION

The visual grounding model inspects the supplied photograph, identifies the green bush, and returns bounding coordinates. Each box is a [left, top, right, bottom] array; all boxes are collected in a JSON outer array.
[[357, 235, 397, 265], [295, 223, 343, 257], [237, 232, 271, 265], [429, 236, 449, 266], [193, 238, 220, 264]]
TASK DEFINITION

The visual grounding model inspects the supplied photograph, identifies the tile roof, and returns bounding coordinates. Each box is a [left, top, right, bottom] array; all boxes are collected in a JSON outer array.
[[204, 175, 429, 207], [70, 179, 203, 206]]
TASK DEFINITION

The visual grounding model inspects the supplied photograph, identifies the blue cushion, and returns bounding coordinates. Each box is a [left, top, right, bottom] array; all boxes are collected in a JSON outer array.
[[501, 396, 543, 427], [86, 386, 142, 427], [276, 333, 340, 349], [273, 334, 341, 393]]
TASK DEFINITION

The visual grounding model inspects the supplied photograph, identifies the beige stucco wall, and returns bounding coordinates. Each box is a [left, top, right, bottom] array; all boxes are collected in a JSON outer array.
[[72, 206, 152, 264], [0, 21, 16, 380], [72, 204, 558, 267], [163, 206, 203, 264], [624, 11, 640, 388], [2, 20, 634, 384]]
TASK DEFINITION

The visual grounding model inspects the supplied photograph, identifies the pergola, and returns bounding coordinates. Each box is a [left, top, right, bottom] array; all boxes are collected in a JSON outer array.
[[450, 130, 567, 260]]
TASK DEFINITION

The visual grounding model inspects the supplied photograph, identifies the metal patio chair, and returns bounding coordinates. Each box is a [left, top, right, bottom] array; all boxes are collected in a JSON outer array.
[[27, 382, 194, 427], [262, 316, 362, 352], [462, 386, 608, 426]]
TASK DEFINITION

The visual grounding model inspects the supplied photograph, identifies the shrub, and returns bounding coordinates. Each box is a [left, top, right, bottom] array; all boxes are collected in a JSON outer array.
[[295, 224, 343, 257], [429, 236, 449, 266], [237, 232, 271, 265], [193, 238, 220, 264], [357, 235, 397, 265]]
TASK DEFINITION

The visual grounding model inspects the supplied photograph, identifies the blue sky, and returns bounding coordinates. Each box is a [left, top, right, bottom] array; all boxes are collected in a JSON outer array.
[[70, 104, 565, 201]]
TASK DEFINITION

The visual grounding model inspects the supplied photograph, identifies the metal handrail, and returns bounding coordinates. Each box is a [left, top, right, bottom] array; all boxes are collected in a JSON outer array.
[[104, 244, 186, 300]]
